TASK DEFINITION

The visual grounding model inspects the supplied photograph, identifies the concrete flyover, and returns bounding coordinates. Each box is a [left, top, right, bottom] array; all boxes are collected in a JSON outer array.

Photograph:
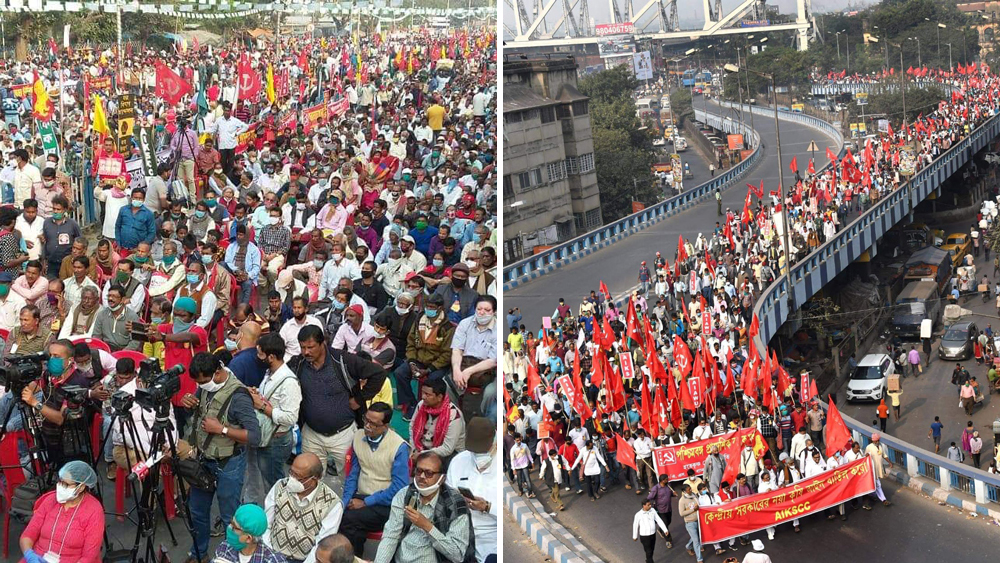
[[504, 96, 840, 322]]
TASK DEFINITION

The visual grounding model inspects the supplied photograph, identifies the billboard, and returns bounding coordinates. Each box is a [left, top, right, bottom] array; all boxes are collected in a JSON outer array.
[[595, 22, 635, 36], [632, 51, 653, 81], [739, 19, 770, 27], [599, 35, 636, 58]]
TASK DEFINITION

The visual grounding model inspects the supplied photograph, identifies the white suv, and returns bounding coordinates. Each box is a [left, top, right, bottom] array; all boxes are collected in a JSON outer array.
[[845, 353, 895, 403]]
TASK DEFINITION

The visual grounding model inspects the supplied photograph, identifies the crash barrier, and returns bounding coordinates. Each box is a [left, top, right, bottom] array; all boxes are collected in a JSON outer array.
[[750, 106, 1000, 503], [810, 79, 957, 97], [502, 113, 766, 291]]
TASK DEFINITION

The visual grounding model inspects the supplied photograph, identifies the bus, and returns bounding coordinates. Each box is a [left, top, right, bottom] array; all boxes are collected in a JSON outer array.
[[682, 69, 698, 87]]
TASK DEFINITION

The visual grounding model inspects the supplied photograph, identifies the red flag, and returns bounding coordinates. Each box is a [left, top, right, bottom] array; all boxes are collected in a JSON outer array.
[[605, 355, 627, 412], [807, 158, 816, 175], [741, 356, 758, 400], [640, 374, 654, 433], [572, 351, 593, 420], [526, 359, 542, 398], [826, 146, 837, 163], [824, 397, 853, 457], [748, 314, 760, 341], [809, 377, 819, 400], [591, 352, 605, 387], [677, 236, 688, 262], [723, 362, 735, 397], [672, 335, 694, 378], [237, 55, 262, 100], [48, 37, 57, 55], [616, 433, 637, 471], [695, 356, 709, 410], [599, 280, 612, 302], [155, 61, 193, 106], [789, 155, 798, 174], [624, 296, 642, 347], [652, 385, 671, 433], [538, 403, 556, 439]]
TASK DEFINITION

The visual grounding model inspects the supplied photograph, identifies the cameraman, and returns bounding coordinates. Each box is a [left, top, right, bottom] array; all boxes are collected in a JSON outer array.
[[20, 339, 111, 467], [169, 115, 199, 202], [109, 358, 180, 476], [181, 352, 261, 563]]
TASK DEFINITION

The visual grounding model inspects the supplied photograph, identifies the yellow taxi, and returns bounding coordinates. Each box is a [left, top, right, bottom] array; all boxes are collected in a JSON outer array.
[[940, 233, 972, 268]]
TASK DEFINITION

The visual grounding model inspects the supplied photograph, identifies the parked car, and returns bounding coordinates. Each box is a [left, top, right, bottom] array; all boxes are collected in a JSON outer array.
[[846, 353, 895, 403], [939, 321, 978, 360]]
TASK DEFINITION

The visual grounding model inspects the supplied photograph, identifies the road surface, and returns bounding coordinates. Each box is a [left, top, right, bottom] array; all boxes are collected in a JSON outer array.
[[506, 96, 839, 329], [503, 510, 551, 562]]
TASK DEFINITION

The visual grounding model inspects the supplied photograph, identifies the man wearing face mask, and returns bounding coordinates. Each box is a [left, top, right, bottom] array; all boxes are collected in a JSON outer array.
[[109, 357, 180, 478], [114, 187, 156, 252], [174, 261, 218, 330], [398, 235, 427, 276], [279, 296, 324, 361], [92, 285, 141, 352], [20, 339, 110, 466], [433, 262, 478, 325], [445, 417, 497, 563], [374, 450, 473, 563], [183, 352, 261, 563], [319, 241, 361, 301], [263, 452, 343, 563], [257, 207, 292, 288], [200, 242, 234, 328], [352, 261, 389, 315], [375, 247, 413, 299], [150, 240, 187, 300], [150, 220, 175, 263], [100, 259, 146, 315], [224, 225, 262, 306], [212, 503, 284, 563], [130, 241, 154, 286], [393, 294, 455, 421], [42, 196, 82, 279]]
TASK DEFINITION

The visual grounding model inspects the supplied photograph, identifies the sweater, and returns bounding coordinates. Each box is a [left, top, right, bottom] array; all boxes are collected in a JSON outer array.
[[678, 494, 700, 523], [21, 491, 105, 563]]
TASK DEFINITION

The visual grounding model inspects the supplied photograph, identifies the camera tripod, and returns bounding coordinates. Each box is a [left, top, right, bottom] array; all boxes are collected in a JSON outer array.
[[121, 402, 201, 563], [0, 391, 49, 482]]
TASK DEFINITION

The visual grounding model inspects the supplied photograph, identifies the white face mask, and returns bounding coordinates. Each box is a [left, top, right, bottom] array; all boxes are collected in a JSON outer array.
[[332, 253, 343, 262], [285, 476, 306, 494], [198, 373, 226, 393], [414, 474, 444, 496], [474, 452, 493, 470], [395, 305, 411, 315], [56, 483, 80, 504]]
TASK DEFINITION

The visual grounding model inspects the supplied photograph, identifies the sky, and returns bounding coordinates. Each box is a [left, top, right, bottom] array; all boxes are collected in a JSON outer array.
[[503, 0, 879, 37]]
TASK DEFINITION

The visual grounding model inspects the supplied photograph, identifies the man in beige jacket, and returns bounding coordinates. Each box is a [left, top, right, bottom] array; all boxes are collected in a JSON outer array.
[[678, 483, 703, 563]]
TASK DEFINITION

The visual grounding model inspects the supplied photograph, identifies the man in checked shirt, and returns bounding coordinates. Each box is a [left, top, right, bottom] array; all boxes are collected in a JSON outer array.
[[256, 207, 291, 289]]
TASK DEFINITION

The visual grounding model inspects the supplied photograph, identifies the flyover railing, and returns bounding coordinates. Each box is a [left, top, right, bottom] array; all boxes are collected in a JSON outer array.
[[750, 107, 1000, 505], [503, 113, 766, 291], [720, 100, 845, 152]]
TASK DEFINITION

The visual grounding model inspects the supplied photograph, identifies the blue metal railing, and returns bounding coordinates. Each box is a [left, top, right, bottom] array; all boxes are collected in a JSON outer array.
[[503, 117, 765, 290], [746, 106, 1000, 505], [503, 102, 842, 291]]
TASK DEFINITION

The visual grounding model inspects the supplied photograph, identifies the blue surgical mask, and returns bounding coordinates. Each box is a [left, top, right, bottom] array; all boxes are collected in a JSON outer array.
[[173, 318, 193, 333], [425, 308, 439, 319], [201, 255, 213, 265], [472, 233, 482, 243], [131, 200, 143, 208], [224, 338, 238, 351], [187, 273, 201, 285], [432, 259, 444, 268], [195, 210, 207, 219], [47, 356, 65, 376], [225, 525, 247, 551], [333, 301, 346, 311]]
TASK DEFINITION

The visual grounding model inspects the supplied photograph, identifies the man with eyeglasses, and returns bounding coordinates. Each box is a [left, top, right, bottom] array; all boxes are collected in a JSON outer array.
[[339, 402, 410, 557], [375, 451, 474, 563]]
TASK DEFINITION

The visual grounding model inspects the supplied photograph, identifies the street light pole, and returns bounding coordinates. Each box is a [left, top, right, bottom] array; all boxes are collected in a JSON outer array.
[[835, 31, 841, 60], [946, 42, 953, 73]]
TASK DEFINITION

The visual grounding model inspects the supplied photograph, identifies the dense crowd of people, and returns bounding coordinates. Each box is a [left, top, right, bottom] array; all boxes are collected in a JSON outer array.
[[0, 23, 498, 563], [502, 64, 1000, 561]]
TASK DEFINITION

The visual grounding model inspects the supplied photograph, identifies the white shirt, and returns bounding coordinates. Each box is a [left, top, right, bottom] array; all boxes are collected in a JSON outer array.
[[111, 378, 178, 453], [318, 258, 362, 300], [262, 478, 344, 563], [102, 280, 147, 315], [332, 321, 376, 353], [570, 447, 606, 476], [278, 314, 324, 360], [691, 424, 713, 442], [633, 436, 653, 459], [258, 363, 302, 433], [632, 508, 668, 539], [63, 275, 99, 310], [212, 115, 249, 150], [446, 451, 498, 563], [742, 553, 773, 563], [567, 427, 589, 451], [14, 214, 44, 260], [0, 292, 26, 331]]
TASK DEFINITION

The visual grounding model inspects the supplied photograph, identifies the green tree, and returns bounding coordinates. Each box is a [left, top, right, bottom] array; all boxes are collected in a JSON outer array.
[[579, 65, 657, 223], [669, 88, 693, 127]]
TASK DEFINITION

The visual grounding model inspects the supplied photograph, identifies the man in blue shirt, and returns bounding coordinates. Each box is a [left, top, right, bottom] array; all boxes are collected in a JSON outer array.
[[339, 402, 410, 556], [115, 187, 156, 251], [928, 416, 944, 453], [408, 212, 439, 257]]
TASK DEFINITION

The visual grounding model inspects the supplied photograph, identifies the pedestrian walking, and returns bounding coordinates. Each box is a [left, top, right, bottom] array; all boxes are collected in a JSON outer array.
[[710, 163, 716, 177], [638, 261, 651, 295], [887, 388, 902, 421], [970, 431, 984, 468], [928, 416, 944, 453], [863, 433, 893, 508], [960, 380, 976, 415], [907, 346, 922, 377], [539, 448, 566, 510], [922, 337, 932, 366], [646, 474, 675, 548], [678, 484, 704, 562], [510, 433, 535, 497], [947, 441, 965, 463], [633, 499, 669, 563], [569, 439, 608, 501], [715, 189, 722, 216], [876, 399, 889, 432]]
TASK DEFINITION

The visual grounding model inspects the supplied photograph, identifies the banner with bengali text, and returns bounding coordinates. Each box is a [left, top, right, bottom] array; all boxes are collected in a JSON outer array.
[[698, 456, 876, 544], [652, 430, 738, 482]]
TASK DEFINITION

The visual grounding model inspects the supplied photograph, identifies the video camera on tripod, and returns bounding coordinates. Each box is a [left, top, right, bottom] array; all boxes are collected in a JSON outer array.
[[0, 351, 48, 397], [134, 358, 184, 412]]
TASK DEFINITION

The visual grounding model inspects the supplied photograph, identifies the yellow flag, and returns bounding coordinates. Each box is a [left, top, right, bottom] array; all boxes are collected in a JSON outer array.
[[266, 63, 276, 104], [92, 94, 109, 136]]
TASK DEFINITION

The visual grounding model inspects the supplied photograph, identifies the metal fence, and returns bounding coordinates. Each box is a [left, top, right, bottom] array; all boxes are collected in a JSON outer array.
[[502, 117, 764, 291]]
